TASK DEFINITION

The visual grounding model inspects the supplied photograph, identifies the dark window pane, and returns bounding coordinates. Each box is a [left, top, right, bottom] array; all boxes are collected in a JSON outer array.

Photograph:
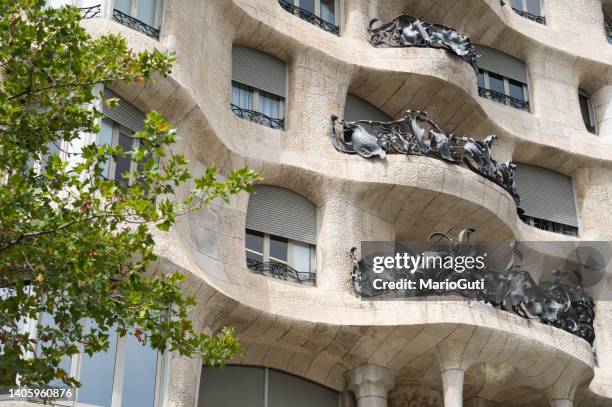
[[477, 70, 485, 88], [579, 94, 593, 129], [199, 366, 265, 407], [269, 235, 288, 263], [299, 0, 315, 14], [114, 131, 133, 183], [511, 0, 523, 10], [78, 322, 118, 407], [245, 229, 264, 263], [526, 0, 541, 16], [508, 80, 525, 101], [488, 73, 505, 94], [268, 369, 339, 407]]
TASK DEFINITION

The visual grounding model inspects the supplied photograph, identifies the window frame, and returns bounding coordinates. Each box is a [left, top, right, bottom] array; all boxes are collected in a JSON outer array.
[[511, 0, 546, 20], [293, 0, 339, 27], [578, 89, 597, 134], [478, 69, 530, 110], [111, 0, 164, 29], [245, 229, 317, 276], [99, 118, 142, 184], [231, 81, 286, 121]]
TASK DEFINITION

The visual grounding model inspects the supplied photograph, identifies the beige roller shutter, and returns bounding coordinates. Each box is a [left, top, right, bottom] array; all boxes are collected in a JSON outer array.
[[516, 164, 578, 227], [102, 88, 145, 132], [232, 45, 287, 98], [246, 185, 317, 244], [344, 94, 392, 122], [474, 45, 528, 84]]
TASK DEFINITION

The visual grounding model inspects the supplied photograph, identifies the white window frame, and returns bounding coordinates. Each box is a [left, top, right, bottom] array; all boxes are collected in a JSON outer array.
[[5, 315, 167, 407], [512, 0, 545, 18], [245, 230, 316, 275], [112, 0, 164, 28], [578, 89, 597, 134], [231, 81, 286, 121], [479, 69, 529, 108], [293, 0, 340, 27]]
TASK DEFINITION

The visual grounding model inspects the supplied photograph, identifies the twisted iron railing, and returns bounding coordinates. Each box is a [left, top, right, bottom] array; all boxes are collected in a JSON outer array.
[[478, 87, 530, 111], [511, 7, 546, 24], [112, 8, 159, 39], [520, 215, 578, 237], [331, 110, 522, 208], [350, 229, 596, 345], [247, 259, 316, 284], [278, 0, 340, 35], [79, 4, 101, 19], [231, 104, 284, 129], [368, 15, 478, 72]]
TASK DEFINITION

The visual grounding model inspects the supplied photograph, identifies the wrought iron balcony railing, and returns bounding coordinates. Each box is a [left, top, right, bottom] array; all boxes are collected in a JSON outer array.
[[511, 7, 546, 24], [331, 110, 522, 209], [79, 4, 101, 19], [350, 229, 596, 345], [231, 104, 285, 129], [278, 0, 340, 36], [368, 15, 478, 72], [112, 8, 160, 39], [478, 87, 530, 111], [247, 258, 316, 284], [520, 215, 578, 237]]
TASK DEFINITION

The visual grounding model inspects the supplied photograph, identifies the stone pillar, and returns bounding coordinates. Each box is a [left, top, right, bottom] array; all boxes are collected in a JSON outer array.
[[441, 369, 465, 407], [345, 364, 396, 407], [549, 400, 573, 407], [593, 85, 612, 139], [165, 352, 202, 407]]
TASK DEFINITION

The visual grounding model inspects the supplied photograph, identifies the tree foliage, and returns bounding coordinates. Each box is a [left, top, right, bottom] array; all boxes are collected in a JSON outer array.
[[0, 0, 260, 390]]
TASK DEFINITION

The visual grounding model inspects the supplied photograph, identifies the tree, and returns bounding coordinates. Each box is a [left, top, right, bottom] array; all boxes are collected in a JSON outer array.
[[0, 0, 260, 392]]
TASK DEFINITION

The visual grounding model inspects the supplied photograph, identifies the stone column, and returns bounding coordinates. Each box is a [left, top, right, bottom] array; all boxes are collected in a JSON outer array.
[[441, 369, 465, 407], [345, 364, 396, 407], [165, 352, 203, 407]]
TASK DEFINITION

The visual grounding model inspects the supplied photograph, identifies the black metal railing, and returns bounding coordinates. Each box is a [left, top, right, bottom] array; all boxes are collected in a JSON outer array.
[[247, 259, 316, 284], [478, 87, 530, 111], [79, 4, 101, 19], [230, 104, 284, 129], [605, 12, 612, 44], [112, 8, 159, 39], [520, 215, 579, 237], [511, 7, 546, 24], [278, 0, 340, 36]]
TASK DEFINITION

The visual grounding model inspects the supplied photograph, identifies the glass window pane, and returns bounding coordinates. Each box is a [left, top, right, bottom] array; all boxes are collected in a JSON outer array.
[[231, 82, 254, 111], [290, 241, 312, 275], [114, 0, 132, 15], [114, 130, 134, 183], [268, 369, 339, 407], [259, 91, 282, 119], [488, 73, 505, 94], [526, 0, 541, 16], [137, 0, 158, 27], [510, 0, 523, 10], [320, 0, 335, 24], [477, 70, 485, 89], [269, 235, 288, 263], [199, 366, 265, 407], [245, 229, 264, 263], [121, 335, 158, 407], [299, 0, 315, 14], [77, 322, 118, 407], [98, 118, 114, 179], [38, 313, 72, 388], [508, 80, 525, 101]]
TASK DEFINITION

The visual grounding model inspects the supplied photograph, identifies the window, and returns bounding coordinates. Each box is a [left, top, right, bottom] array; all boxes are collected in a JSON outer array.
[[475, 45, 530, 111], [112, 0, 163, 39], [605, 11, 612, 44], [515, 164, 579, 236], [510, 0, 546, 24], [341, 94, 393, 150], [199, 365, 340, 407], [245, 185, 317, 284], [579, 89, 597, 134], [278, 0, 340, 35], [231, 46, 287, 130], [99, 88, 146, 184]]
